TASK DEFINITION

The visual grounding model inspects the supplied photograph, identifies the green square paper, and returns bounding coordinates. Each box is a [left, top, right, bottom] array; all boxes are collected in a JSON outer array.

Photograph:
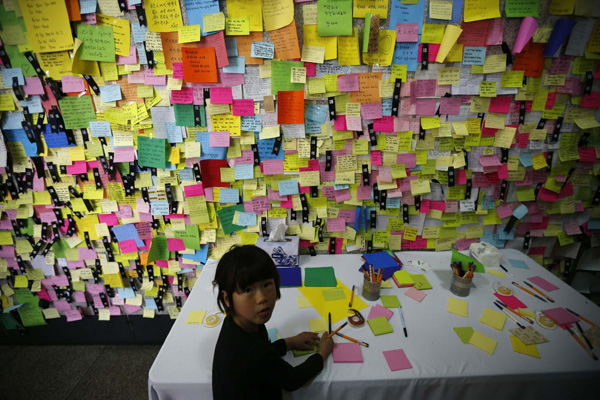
[[381, 295, 401, 308], [322, 288, 345, 301], [453, 327, 475, 344], [304, 267, 337, 287], [293, 346, 317, 357], [367, 316, 394, 336]]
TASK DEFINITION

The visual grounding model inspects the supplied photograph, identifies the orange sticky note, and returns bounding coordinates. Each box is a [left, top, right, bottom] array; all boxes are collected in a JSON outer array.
[[182, 47, 218, 83], [277, 90, 304, 124]]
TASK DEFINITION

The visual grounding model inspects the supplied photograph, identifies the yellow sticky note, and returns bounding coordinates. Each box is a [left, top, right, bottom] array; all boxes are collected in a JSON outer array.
[[447, 297, 468, 317], [479, 81, 497, 97], [487, 269, 506, 279], [185, 310, 207, 325], [96, 13, 131, 57], [263, 0, 293, 31], [14, 275, 29, 288], [291, 67, 306, 83], [429, 0, 453, 20], [469, 330, 498, 355], [19, 0, 74, 53], [403, 226, 418, 241], [309, 317, 328, 333], [437, 67, 461, 85], [532, 153, 548, 170], [303, 25, 337, 60], [296, 296, 312, 309], [464, 0, 501, 23], [435, 25, 463, 63], [483, 54, 507, 74], [203, 12, 225, 32], [501, 70, 525, 88], [146, 0, 183, 33], [338, 27, 361, 66], [301, 45, 325, 64], [227, 0, 263, 32], [510, 335, 540, 358], [421, 117, 441, 129], [391, 64, 408, 82], [410, 179, 431, 195], [226, 17, 250, 36], [421, 24, 446, 44], [480, 307, 506, 331], [178, 25, 201, 43]]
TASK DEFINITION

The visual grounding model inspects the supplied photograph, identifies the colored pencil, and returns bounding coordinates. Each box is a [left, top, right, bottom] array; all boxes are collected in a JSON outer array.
[[524, 281, 554, 303], [512, 282, 546, 302], [327, 322, 348, 339], [566, 308, 597, 327], [349, 285, 355, 307], [566, 326, 597, 360], [335, 332, 369, 347]]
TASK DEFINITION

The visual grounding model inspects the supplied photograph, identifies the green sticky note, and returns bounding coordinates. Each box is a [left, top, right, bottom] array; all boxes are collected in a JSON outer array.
[[322, 288, 345, 301], [216, 204, 246, 235], [317, 0, 352, 37], [293, 346, 317, 357], [451, 249, 485, 273], [58, 96, 97, 129], [304, 267, 337, 287], [14, 288, 39, 307], [270, 60, 304, 95], [138, 136, 168, 169], [410, 274, 432, 290], [18, 304, 47, 327], [5, 45, 36, 77], [174, 224, 201, 250], [148, 235, 169, 263], [174, 103, 203, 126], [380, 295, 400, 308], [362, 13, 372, 53], [77, 23, 116, 62], [453, 327, 475, 344], [368, 316, 394, 336], [505, 0, 539, 17], [0, 313, 21, 330]]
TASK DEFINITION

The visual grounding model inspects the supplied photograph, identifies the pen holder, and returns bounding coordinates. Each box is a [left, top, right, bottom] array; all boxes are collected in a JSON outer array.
[[362, 276, 382, 301], [450, 273, 473, 297]]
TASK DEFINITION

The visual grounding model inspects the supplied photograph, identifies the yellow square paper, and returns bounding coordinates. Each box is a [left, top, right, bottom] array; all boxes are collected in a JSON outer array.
[[480, 307, 506, 331], [469, 330, 497, 355], [185, 310, 207, 325], [510, 335, 540, 358], [447, 297, 468, 317]]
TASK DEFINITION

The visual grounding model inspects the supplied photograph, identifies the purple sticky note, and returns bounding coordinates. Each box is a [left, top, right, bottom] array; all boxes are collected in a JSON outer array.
[[527, 276, 559, 292], [383, 349, 412, 371], [333, 343, 363, 363], [543, 307, 579, 326]]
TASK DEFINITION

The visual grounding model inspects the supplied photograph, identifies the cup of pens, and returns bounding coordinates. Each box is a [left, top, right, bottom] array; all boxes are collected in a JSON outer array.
[[450, 262, 475, 297], [362, 264, 382, 301]]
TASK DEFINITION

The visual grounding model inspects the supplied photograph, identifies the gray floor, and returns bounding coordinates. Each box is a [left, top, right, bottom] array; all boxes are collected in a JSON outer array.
[[0, 345, 161, 400]]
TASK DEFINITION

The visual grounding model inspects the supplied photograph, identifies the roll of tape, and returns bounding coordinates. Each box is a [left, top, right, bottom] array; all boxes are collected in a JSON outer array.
[[203, 312, 223, 328], [536, 312, 556, 330]]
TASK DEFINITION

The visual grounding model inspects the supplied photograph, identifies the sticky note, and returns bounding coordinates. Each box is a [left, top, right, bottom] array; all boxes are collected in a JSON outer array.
[[447, 297, 468, 317]]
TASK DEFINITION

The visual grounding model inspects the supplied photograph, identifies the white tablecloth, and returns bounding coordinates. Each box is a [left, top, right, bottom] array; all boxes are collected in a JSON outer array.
[[148, 250, 599, 400]]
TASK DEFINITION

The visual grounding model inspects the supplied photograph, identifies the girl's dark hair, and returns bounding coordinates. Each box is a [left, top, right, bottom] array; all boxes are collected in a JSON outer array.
[[212, 245, 281, 315]]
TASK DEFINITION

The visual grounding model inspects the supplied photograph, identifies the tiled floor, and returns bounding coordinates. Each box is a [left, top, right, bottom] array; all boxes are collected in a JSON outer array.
[[0, 345, 161, 400]]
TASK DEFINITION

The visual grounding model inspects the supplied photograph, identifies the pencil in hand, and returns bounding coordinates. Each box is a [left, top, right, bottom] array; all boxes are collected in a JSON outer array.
[[327, 321, 348, 338]]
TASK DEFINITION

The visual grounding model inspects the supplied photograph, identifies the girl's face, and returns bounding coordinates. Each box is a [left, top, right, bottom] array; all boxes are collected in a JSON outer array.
[[226, 278, 277, 333]]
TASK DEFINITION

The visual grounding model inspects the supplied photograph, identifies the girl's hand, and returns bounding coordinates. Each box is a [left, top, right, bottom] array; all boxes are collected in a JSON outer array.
[[317, 332, 334, 361], [285, 331, 320, 351]]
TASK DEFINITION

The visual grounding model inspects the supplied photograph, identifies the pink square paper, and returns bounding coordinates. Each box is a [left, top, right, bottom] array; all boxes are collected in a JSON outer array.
[[383, 349, 412, 371], [527, 276, 559, 292], [404, 287, 426, 302], [332, 343, 363, 363], [368, 304, 394, 321], [543, 308, 578, 326]]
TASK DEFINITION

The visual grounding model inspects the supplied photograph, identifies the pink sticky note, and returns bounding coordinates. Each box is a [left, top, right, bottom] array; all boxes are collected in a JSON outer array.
[[415, 98, 437, 116], [337, 74, 359, 92], [497, 164, 508, 180], [24, 77, 45, 95], [486, 19, 504, 46], [373, 116, 394, 132], [397, 153, 416, 168], [494, 294, 527, 309], [117, 46, 137, 64], [171, 87, 194, 104], [144, 66, 167, 85], [232, 99, 255, 116], [367, 304, 394, 321], [209, 131, 230, 147], [404, 287, 426, 302], [396, 23, 419, 42], [371, 150, 382, 165], [383, 349, 412, 371], [61, 76, 85, 93], [66, 160, 88, 175], [210, 87, 233, 104], [326, 217, 346, 232], [167, 238, 185, 251], [334, 115, 347, 130], [113, 147, 135, 163], [262, 159, 284, 175], [173, 63, 184, 79], [513, 17, 538, 54], [495, 203, 513, 219], [184, 183, 204, 197], [565, 221, 581, 235], [346, 115, 362, 131], [361, 102, 383, 119], [98, 213, 119, 226], [543, 308, 578, 326], [439, 97, 461, 115], [488, 96, 512, 113], [119, 239, 138, 254], [333, 343, 363, 363], [415, 79, 437, 97], [418, 44, 440, 62], [65, 309, 83, 322], [527, 276, 560, 292]]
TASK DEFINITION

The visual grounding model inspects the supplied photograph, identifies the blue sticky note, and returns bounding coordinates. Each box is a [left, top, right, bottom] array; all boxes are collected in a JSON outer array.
[[136, 44, 148, 64], [197, 131, 227, 160], [543, 19, 577, 57], [588, 219, 600, 229], [128, 0, 141, 5], [267, 327, 279, 342], [519, 153, 533, 167], [390, 0, 426, 34], [20, 96, 43, 113], [43, 131, 72, 148], [250, 42, 275, 59], [117, 287, 135, 299], [225, 38, 238, 57], [111, 224, 145, 247], [89, 121, 112, 137], [237, 212, 257, 226], [333, 184, 349, 190], [151, 200, 170, 215], [241, 115, 261, 131], [222, 56, 245, 74], [79, 0, 97, 13], [305, 120, 321, 133], [427, 0, 464, 24], [1, 68, 24, 86], [498, 228, 515, 241], [513, 204, 529, 219], [100, 84, 122, 102], [184, 0, 220, 35], [354, 206, 361, 232], [145, 298, 158, 309], [277, 267, 302, 287], [131, 23, 148, 43], [393, 42, 419, 72], [278, 179, 299, 196], [257, 134, 284, 160], [509, 259, 530, 269], [220, 188, 240, 203], [182, 245, 209, 264], [165, 122, 183, 143], [387, 197, 401, 208], [382, 98, 393, 116], [1, 113, 24, 130], [234, 163, 254, 180], [4, 129, 38, 157], [178, 168, 194, 181], [482, 195, 494, 210], [462, 47, 486, 65], [305, 103, 328, 123]]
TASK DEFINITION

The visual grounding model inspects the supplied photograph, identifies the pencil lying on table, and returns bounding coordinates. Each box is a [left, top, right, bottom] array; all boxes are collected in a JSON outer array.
[[327, 322, 348, 339], [566, 326, 597, 360], [496, 300, 534, 324], [524, 281, 554, 303], [566, 308, 597, 327], [335, 332, 369, 347]]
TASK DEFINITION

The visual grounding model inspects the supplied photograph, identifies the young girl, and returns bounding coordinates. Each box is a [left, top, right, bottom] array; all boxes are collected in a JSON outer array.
[[212, 245, 334, 400]]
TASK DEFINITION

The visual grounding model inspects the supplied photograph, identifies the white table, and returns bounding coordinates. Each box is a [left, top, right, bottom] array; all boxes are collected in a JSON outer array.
[[148, 249, 600, 400]]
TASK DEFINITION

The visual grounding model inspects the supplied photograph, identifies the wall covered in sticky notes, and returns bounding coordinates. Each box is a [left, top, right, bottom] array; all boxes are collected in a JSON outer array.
[[0, 0, 599, 328]]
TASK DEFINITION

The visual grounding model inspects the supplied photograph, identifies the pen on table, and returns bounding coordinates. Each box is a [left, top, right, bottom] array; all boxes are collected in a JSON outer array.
[[398, 304, 407, 337], [523, 281, 554, 303], [496, 300, 534, 324], [499, 264, 514, 277], [349, 285, 355, 307], [565, 308, 597, 327], [494, 301, 525, 329], [566, 326, 598, 360], [328, 312, 332, 334], [327, 321, 348, 339], [335, 332, 369, 348], [512, 282, 547, 302], [575, 321, 594, 350]]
